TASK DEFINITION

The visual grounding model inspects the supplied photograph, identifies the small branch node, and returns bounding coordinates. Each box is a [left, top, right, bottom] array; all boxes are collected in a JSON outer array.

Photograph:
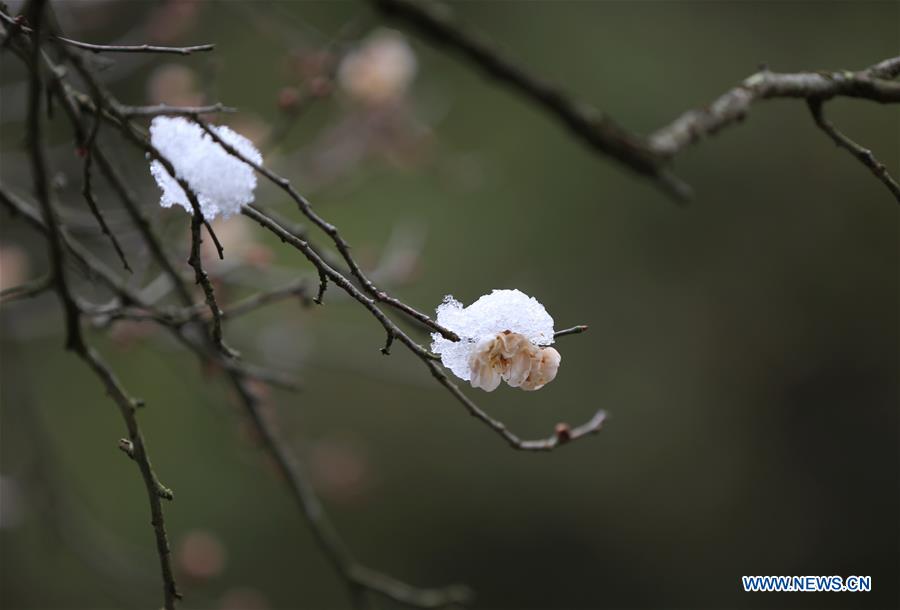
[[314, 270, 328, 305], [381, 331, 395, 355], [117, 438, 135, 459], [554, 422, 572, 444], [554, 324, 589, 339]]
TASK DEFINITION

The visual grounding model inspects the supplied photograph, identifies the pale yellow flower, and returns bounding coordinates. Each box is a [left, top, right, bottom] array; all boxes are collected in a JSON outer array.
[[338, 30, 417, 106], [468, 331, 562, 392]]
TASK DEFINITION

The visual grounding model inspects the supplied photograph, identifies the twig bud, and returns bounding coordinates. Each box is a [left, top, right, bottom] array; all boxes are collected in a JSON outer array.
[[554, 423, 571, 444], [277, 87, 301, 113], [118, 438, 135, 458]]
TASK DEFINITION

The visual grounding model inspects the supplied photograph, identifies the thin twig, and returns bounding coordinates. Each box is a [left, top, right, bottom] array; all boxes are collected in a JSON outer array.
[[225, 279, 313, 317], [119, 102, 235, 117], [0, 274, 53, 302], [80, 115, 132, 271], [228, 375, 473, 609], [192, 116, 461, 341], [649, 67, 900, 157], [554, 325, 589, 339], [0, 186, 144, 305], [314, 269, 328, 305], [0, 9, 213, 55], [203, 218, 225, 260], [24, 0, 82, 352], [807, 99, 900, 203], [79, 347, 180, 607], [424, 356, 608, 451], [241, 205, 603, 452], [190, 211, 233, 355]]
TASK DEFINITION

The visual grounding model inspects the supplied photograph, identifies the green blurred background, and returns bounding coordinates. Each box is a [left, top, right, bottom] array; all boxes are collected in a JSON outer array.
[[0, 1, 897, 609]]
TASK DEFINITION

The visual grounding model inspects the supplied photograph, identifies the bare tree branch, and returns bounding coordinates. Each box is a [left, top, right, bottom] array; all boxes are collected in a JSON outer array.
[[649, 67, 900, 157], [79, 346, 181, 608], [119, 102, 235, 117], [370, 0, 899, 203], [192, 117, 463, 341], [18, 4, 179, 608], [368, 0, 691, 201], [79, 115, 132, 271], [228, 376, 474, 609]]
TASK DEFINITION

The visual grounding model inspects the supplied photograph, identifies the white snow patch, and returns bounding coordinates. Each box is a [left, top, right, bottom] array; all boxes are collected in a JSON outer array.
[[430, 289, 555, 382], [149, 116, 262, 220]]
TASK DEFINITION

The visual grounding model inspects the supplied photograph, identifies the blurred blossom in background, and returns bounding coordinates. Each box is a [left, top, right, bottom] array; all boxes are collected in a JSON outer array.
[[0, 1, 897, 610], [0, 245, 28, 291], [338, 29, 417, 107]]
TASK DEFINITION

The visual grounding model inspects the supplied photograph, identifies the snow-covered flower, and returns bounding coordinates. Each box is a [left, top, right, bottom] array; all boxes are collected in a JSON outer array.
[[338, 29, 417, 106], [431, 289, 561, 392], [149, 116, 262, 220]]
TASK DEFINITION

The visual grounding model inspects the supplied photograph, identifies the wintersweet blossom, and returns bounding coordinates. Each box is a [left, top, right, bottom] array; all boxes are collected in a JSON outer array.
[[149, 116, 262, 220], [337, 29, 417, 106], [431, 289, 562, 392]]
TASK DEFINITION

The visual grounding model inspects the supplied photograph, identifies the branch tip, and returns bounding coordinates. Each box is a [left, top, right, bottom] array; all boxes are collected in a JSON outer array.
[[381, 331, 395, 355]]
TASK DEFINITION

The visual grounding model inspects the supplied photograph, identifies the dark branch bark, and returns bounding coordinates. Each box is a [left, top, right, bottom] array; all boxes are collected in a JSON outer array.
[[369, 0, 692, 201], [370, 0, 899, 203], [228, 376, 473, 609], [649, 67, 900, 157]]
